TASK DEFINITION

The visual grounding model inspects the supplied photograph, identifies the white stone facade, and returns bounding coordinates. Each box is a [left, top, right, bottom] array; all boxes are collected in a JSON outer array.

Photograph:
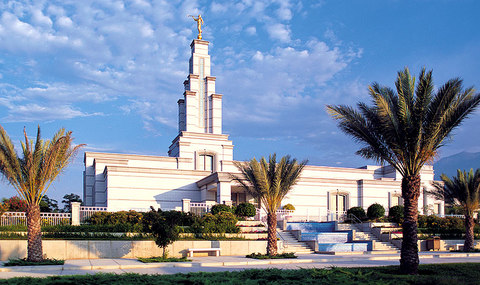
[[83, 39, 443, 217]]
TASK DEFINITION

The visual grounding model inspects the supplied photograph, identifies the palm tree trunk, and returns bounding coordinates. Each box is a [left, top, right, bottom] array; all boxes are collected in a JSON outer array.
[[400, 175, 421, 275], [26, 203, 43, 262], [464, 214, 474, 252], [267, 212, 277, 256]]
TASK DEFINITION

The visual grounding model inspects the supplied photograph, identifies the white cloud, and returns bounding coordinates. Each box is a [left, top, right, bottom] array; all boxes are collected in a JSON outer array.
[[56, 16, 73, 28], [0, 0, 361, 140], [275, 0, 293, 21], [245, 26, 256, 35], [31, 8, 53, 28], [265, 23, 291, 42], [210, 2, 228, 13], [2, 103, 101, 122], [218, 39, 362, 130]]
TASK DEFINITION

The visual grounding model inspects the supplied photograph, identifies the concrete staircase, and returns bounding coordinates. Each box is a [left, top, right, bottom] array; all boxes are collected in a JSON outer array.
[[346, 223, 400, 253], [277, 229, 314, 254]]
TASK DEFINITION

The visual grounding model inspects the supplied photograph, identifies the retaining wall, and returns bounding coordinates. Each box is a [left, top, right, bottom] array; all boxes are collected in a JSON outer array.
[[0, 240, 276, 261]]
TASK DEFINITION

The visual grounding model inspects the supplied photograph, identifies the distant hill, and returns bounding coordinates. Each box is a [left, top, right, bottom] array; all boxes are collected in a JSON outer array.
[[433, 152, 480, 180]]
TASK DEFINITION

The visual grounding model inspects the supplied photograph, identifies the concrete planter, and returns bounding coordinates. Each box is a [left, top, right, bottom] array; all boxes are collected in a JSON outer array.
[[389, 239, 480, 251]]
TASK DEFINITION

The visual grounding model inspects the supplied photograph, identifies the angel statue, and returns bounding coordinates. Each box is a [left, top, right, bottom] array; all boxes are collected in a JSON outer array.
[[189, 14, 204, 39]]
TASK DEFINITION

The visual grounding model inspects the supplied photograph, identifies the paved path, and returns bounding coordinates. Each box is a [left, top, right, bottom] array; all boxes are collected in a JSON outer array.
[[2, 252, 480, 279]]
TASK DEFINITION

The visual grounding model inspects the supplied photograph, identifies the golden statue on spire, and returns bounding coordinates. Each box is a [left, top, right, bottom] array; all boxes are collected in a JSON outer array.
[[189, 14, 204, 40]]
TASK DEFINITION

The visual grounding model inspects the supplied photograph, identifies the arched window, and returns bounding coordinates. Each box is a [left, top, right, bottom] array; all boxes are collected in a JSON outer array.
[[198, 154, 214, 172]]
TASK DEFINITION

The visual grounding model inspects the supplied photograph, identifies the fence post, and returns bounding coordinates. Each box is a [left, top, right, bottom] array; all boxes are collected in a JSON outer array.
[[71, 202, 81, 226], [182, 199, 191, 213]]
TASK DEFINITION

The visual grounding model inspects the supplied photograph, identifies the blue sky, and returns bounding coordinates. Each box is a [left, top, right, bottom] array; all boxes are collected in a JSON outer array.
[[1, 0, 479, 203]]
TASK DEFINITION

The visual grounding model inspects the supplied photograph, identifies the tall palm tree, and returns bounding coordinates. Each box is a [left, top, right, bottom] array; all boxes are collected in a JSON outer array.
[[234, 154, 307, 256], [327, 68, 480, 274], [0, 126, 83, 261], [430, 169, 480, 252]]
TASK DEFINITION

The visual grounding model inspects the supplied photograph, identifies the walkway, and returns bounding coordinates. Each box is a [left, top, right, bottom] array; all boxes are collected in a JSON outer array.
[[2, 252, 480, 279]]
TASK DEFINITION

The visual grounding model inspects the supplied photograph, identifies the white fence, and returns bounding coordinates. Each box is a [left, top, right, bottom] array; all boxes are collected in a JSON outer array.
[[1, 212, 71, 226], [189, 202, 214, 217], [80, 206, 108, 223], [0, 206, 108, 226], [254, 209, 295, 223]]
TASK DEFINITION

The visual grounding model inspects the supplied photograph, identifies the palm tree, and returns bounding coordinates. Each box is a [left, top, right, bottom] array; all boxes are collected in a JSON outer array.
[[233, 154, 307, 256], [327, 68, 480, 274], [430, 169, 480, 252], [0, 126, 83, 261]]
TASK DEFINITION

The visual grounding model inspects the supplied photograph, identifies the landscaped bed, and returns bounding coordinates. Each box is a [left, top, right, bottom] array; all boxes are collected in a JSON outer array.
[[137, 257, 191, 263], [3, 258, 64, 267], [246, 252, 297, 259], [2, 264, 480, 284]]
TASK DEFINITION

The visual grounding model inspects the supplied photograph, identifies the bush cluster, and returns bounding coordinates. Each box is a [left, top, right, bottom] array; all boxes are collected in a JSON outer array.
[[282, 204, 295, 211], [416, 215, 479, 239], [190, 211, 239, 236], [210, 204, 233, 215], [346, 207, 366, 220], [234, 202, 256, 218], [388, 205, 404, 224], [87, 210, 143, 225], [367, 203, 385, 220]]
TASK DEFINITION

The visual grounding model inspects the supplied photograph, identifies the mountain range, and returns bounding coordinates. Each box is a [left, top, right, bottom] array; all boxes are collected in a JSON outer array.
[[433, 151, 480, 180]]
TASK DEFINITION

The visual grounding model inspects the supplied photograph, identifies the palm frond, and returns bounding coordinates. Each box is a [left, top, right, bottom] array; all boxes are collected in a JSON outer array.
[[328, 67, 480, 177], [233, 154, 307, 214]]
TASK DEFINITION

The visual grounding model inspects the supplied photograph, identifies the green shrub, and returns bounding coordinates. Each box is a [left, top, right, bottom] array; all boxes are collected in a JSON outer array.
[[388, 205, 404, 224], [210, 204, 232, 215], [282, 204, 295, 210], [246, 252, 297, 259], [4, 258, 64, 266], [87, 210, 143, 226], [367, 203, 385, 220], [416, 215, 473, 239], [138, 257, 190, 263], [235, 203, 256, 218], [189, 211, 239, 236], [346, 207, 366, 220], [215, 211, 239, 233]]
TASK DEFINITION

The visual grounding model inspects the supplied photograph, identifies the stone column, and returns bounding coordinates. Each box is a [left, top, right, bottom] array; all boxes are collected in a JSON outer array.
[[217, 181, 231, 204], [182, 199, 191, 213], [439, 201, 445, 216], [71, 202, 81, 226]]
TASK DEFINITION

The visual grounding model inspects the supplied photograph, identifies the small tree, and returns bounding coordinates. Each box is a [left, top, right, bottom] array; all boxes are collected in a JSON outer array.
[[282, 204, 295, 210], [347, 206, 367, 220], [39, 195, 59, 212], [389, 205, 405, 224], [2, 196, 27, 212], [235, 202, 256, 218], [234, 154, 307, 256], [367, 203, 385, 220], [0, 126, 84, 261], [0, 202, 8, 218], [62, 193, 82, 213], [430, 169, 480, 252], [142, 208, 180, 258], [211, 204, 232, 215]]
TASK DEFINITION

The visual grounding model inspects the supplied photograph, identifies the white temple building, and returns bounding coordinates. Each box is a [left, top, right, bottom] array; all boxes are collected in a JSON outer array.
[[83, 37, 444, 219]]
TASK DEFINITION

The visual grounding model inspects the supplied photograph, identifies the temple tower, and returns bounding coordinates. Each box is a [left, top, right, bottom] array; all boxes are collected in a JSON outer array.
[[168, 39, 233, 172]]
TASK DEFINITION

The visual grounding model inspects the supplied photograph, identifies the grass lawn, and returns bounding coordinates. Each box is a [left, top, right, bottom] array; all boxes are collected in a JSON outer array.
[[2, 263, 480, 284]]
